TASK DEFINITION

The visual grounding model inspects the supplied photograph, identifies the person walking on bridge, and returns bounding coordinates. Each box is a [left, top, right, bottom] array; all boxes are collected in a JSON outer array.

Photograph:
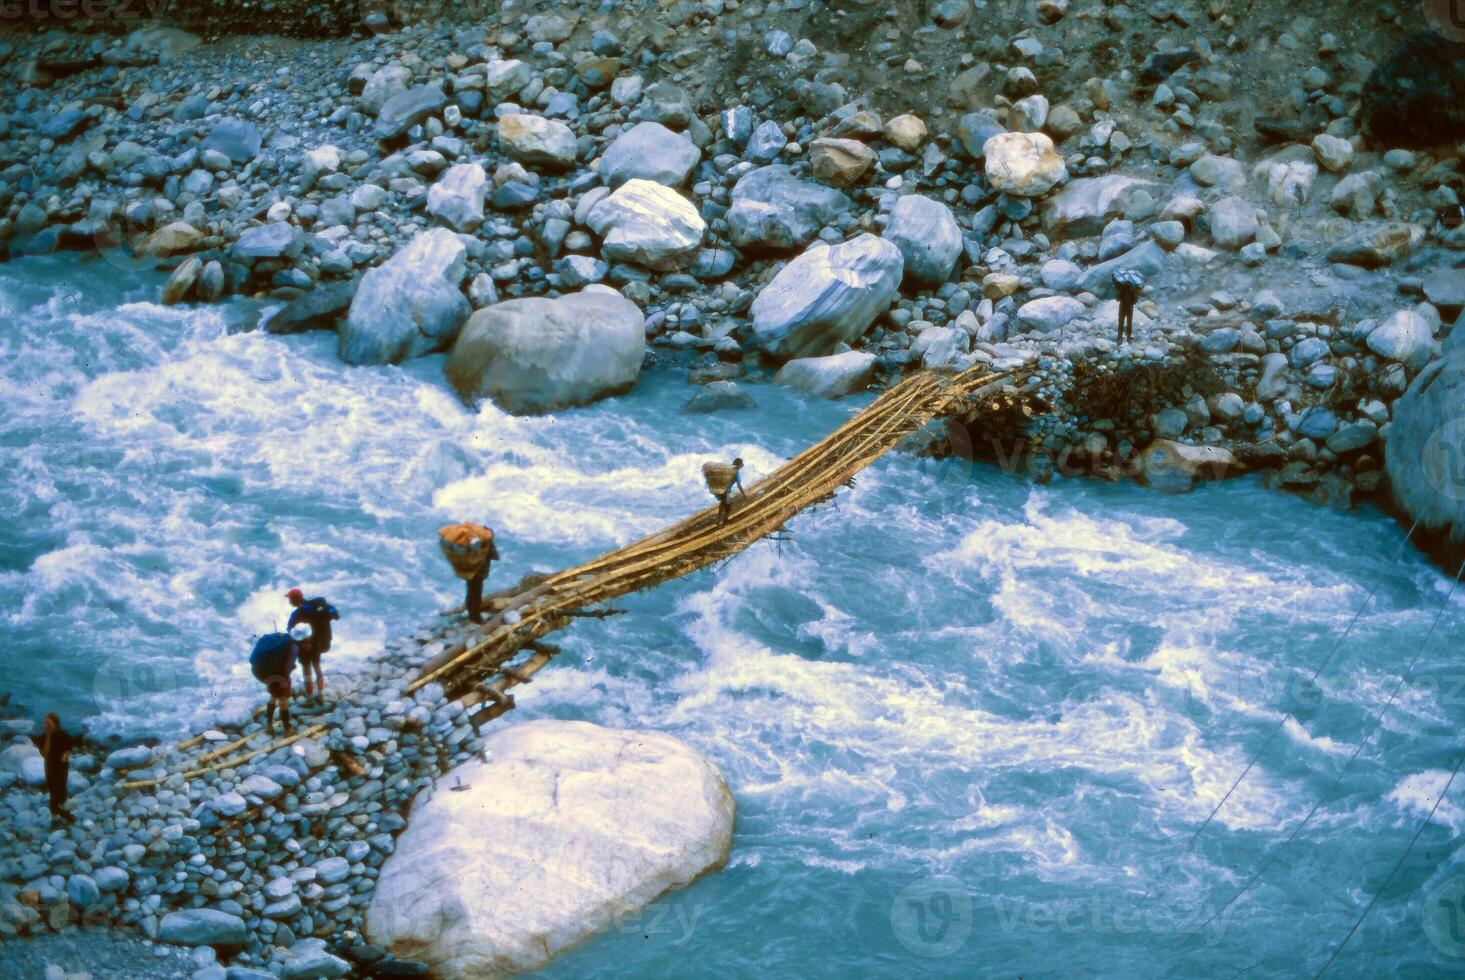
[[250, 624, 308, 734], [1113, 269, 1145, 346], [286, 588, 340, 706], [30, 713, 75, 825], [703, 457, 746, 523], [439, 522, 500, 624]]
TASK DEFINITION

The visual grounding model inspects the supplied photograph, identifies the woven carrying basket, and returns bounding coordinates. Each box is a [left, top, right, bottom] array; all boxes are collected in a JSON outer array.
[[702, 462, 738, 497], [439, 522, 494, 580]]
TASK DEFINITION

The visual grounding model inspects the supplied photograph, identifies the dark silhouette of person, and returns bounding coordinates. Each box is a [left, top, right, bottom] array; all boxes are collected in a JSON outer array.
[[1113, 270, 1145, 344], [31, 713, 75, 824]]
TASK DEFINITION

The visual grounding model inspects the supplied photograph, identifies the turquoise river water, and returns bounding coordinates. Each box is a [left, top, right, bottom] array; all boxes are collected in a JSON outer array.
[[3, 256, 1465, 977]]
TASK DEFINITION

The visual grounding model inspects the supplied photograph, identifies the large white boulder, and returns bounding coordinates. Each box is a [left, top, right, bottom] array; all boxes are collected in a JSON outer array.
[[498, 114, 578, 169], [426, 162, 487, 232], [750, 234, 904, 359], [599, 121, 700, 186], [983, 132, 1067, 197], [1388, 345, 1465, 552], [882, 194, 962, 285], [773, 351, 878, 398], [366, 721, 734, 978], [339, 229, 471, 365], [444, 287, 646, 413], [585, 179, 705, 271]]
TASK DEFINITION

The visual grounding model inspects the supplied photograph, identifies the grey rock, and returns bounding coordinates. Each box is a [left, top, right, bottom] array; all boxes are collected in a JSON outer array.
[[773, 351, 878, 398], [728, 165, 853, 251], [204, 118, 261, 163], [749, 234, 904, 358], [882, 194, 961, 285], [340, 228, 470, 365], [1208, 196, 1257, 249], [160, 910, 248, 949], [683, 381, 756, 413], [445, 288, 645, 413], [746, 120, 787, 162], [1367, 309, 1435, 371], [600, 121, 699, 186], [262, 279, 358, 334], [234, 223, 304, 261], [1326, 420, 1378, 453], [426, 162, 487, 232], [1044, 175, 1158, 236], [375, 87, 447, 141], [1078, 241, 1166, 297]]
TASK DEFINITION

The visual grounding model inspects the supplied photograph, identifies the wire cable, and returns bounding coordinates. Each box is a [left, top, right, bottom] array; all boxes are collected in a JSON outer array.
[[1186, 521, 1420, 848], [1313, 748, 1465, 977], [1178, 555, 1465, 948]]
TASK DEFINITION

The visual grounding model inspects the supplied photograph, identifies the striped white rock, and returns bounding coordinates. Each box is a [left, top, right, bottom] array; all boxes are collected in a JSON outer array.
[[585, 179, 705, 271], [340, 228, 470, 365], [366, 721, 733, 978], [750, 234, 904, 359], [882, 194, 962, 285], [1044, 175, 1158, 235]]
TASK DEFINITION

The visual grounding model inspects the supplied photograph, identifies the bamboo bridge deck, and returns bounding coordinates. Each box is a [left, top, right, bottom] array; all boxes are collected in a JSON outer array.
[[123, 363, 1033, 791]]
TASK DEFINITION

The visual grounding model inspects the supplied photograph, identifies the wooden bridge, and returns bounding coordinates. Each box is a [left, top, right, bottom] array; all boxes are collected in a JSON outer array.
[[124, 363, 1033, 791]]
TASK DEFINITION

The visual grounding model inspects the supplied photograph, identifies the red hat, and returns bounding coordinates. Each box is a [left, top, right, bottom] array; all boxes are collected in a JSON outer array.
[[285, 588, 305, 603]]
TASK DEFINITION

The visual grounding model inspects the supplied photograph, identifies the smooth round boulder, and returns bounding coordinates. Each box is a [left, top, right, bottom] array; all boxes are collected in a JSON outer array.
[[983, 131, 1066, 197], [1387, 346, 1465, 564], [445, 287, 645, 413], [365, 721, 733, 978]]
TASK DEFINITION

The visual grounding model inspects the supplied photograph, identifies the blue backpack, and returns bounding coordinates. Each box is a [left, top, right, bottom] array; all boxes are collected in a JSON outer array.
[[250, 632, 296, 680]]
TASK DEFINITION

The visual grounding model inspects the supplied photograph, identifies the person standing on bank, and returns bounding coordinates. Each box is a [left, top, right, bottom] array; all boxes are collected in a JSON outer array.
[[439, 522, 500, 624], [30, 713, 75, 824], [286, 588, 340, 705], [1113, 269, 1146, 345]]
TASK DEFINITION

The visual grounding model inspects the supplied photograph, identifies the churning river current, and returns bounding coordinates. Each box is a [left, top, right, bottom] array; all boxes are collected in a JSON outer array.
[[3, 255, 1465, 977]]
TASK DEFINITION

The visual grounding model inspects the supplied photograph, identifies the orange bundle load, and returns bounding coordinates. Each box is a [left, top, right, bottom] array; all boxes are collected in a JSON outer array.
[[438, 521, 496, 580]]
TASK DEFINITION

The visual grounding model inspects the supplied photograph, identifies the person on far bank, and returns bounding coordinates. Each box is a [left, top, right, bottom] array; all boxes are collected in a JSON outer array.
[[703, 457, 746, 523], [286, 588, 340, 705], [250, 623, 309, 734], [439, 522, 500, 624], [30, 713, 75, 825], [1113, 269, 1146, 345]]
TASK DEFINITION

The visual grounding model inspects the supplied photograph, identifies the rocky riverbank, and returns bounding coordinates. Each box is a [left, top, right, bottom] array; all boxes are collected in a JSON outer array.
[[2, 3, 1462, 533]]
